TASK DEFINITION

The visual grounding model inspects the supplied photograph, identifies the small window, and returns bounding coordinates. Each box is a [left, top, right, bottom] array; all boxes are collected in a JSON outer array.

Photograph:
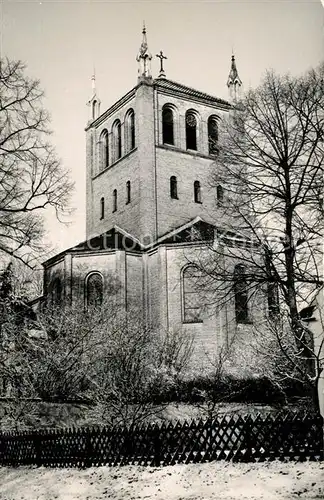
[[186, 111, 197, 151], [234, 264, 249, 324], [194, 181, 201, 203], [162, 107, 174, 145], [86, 272, 103, 308], [182, 266, 203, 323], [100, 197, 105, 220], [268, 282, 280, 318], [112, 120, 122, 162], [113, 189, 117, 212], [208, 116, 219, 155], [126, 181, 131, 204], [125, 109, 135, 153], [99, 129, 109, 171], [170, 176, 178, 199], [217, 185, 224, 205]]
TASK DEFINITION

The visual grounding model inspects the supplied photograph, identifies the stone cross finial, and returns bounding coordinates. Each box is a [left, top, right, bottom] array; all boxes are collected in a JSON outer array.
[[156, 50, 167, 78]]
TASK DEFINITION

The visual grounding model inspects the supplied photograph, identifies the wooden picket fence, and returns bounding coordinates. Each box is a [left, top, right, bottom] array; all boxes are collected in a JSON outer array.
[[0, 412, 323, 467]]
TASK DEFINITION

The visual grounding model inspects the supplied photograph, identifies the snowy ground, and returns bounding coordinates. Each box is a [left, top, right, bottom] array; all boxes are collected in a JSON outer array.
[[0, 461, 323, 500]]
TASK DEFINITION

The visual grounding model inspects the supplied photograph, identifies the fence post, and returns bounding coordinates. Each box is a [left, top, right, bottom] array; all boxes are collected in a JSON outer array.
[[321, 416, 324, 461], [153, 425, 161, 467], [34, 432, 42, 467], [242, 416, 252, 462]]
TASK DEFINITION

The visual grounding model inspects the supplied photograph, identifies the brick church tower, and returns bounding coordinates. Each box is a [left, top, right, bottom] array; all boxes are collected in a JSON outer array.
[[85, 25, 235, 245], [41, 27, 267, 370]]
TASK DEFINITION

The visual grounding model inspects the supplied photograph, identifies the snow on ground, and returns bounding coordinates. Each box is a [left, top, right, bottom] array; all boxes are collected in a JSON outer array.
[[0, 461, 323, 500]]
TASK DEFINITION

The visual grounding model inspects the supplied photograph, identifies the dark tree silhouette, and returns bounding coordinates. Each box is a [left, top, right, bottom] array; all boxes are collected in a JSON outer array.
[[0, 57, 73, 266]]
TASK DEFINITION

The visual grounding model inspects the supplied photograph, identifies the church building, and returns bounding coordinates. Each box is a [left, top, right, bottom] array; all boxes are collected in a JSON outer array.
[[42, 27, 266, 366]]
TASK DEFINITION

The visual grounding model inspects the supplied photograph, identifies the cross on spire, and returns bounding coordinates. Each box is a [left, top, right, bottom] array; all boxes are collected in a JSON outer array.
[[156, 50, 167, 78]]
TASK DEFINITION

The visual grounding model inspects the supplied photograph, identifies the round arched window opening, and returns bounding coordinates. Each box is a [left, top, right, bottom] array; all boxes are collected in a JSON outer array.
[[86, 272, 104, 308]]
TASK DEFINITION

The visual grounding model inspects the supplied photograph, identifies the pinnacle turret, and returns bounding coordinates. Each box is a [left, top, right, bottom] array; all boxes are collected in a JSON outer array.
[[136, 22, 152, 82], [227, 54, 242, 102], [87, 71, 100, 122]]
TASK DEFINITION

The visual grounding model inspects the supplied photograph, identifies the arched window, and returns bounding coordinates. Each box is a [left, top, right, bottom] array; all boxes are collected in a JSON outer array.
[[125, 109, 135, 153], [126, 181, 131, 204], [162, 107, 174, 145], [194, 181, 201, 203], [182, 266, 203, 323], [113, 189, 117, 212], [265, 248, 280, 319], [268, 282, 280, 318], [86, 272, 103, 308], [170, 176, 178, 199], [217, 185, 224, 205], [92, 100, 97, 120], [51, 277, 62, 306], [100, 197, 105, 220], [234, 264, 249, 324], [185, 111, 197, 151], [112, 120, 122, 162], [99, 129, 109, 171], [208, 116, 219, 155]]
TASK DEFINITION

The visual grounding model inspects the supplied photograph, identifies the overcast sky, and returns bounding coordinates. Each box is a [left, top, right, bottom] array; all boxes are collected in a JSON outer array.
[[1, 0, 323, 255]]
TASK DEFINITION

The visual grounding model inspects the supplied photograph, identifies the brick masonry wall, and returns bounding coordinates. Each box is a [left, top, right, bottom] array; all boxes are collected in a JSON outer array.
[[89, 149, 141, 239], [146, 249, 162, 329], [125, 253, 144, 315]]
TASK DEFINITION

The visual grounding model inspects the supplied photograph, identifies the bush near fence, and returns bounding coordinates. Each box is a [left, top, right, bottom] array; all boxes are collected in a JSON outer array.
[[0, 412, 323, 467]]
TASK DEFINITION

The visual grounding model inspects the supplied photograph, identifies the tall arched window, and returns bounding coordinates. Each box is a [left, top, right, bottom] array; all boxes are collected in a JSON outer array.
[[100, 197, 105, 220], [99, 129, 109, 171], [86, 272, 103, 308], [92, 100, 97, 120], [125, 109, 135, 153], [112, 120, 122, 162], [234, 264, 249, 323], [194, 181, 201, 203], [268, 282, 280, 318], [113, 189, 117, 212], [217, 185, 224, 205], [162, 107, 174, 145], [186, 111, 197, 150], [170, 176, 178, 199], [182, 266, 203, 323], [208, 116, 219, 155], [126, 181, 131, 204], [51, 277, 62, 306]]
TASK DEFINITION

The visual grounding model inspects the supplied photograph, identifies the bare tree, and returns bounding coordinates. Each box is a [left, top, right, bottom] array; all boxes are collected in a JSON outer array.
[[0, 292, 194, 428], [190, 63, 323, 406], [0, 57, 73, 266], [85, 308, 194, 427]]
